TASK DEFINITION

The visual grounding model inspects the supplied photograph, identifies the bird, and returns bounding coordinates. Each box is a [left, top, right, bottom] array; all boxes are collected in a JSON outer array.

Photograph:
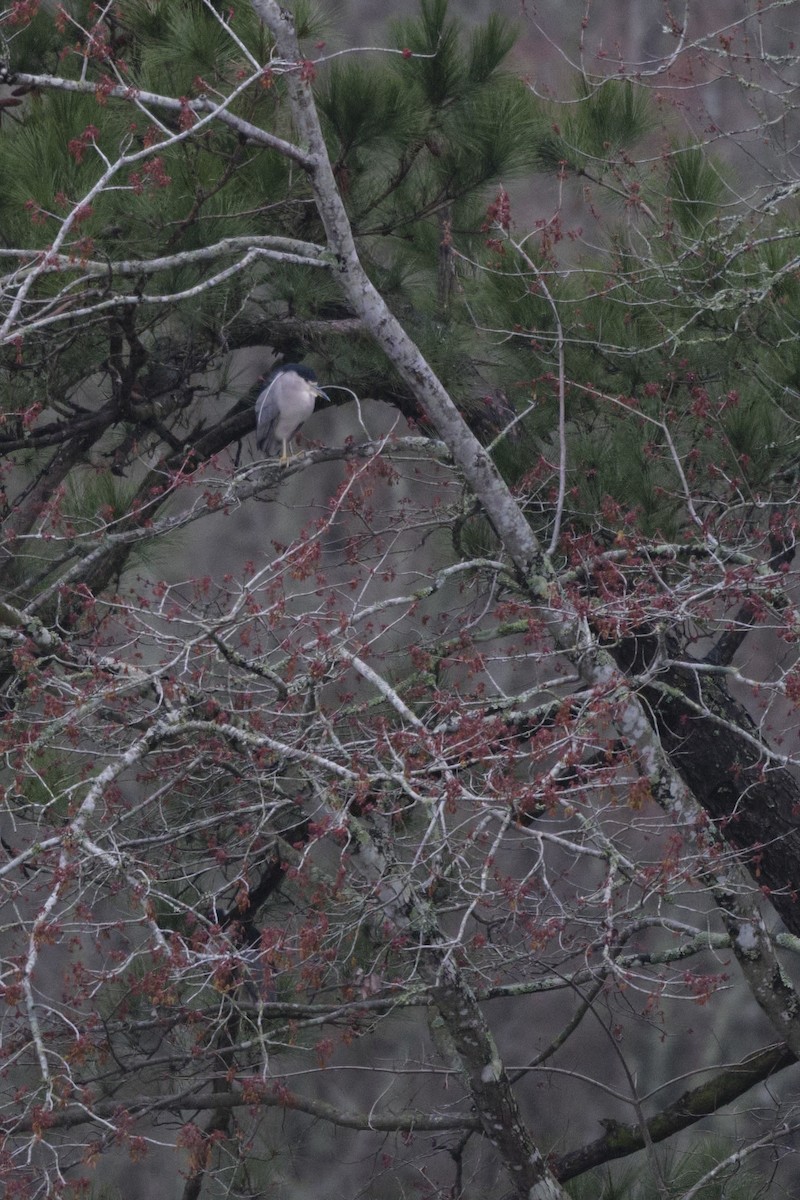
[[255, 363, 327, 465]]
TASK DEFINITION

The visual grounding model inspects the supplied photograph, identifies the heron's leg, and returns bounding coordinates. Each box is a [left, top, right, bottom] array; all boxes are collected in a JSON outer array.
[[280, 439, 290, 466]]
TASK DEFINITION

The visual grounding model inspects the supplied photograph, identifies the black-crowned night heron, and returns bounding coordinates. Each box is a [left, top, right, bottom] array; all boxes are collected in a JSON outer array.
[[255, 363, 327, 465]]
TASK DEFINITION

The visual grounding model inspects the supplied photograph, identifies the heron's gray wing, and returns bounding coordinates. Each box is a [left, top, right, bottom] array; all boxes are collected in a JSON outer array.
[[255, 383, 281, 454]]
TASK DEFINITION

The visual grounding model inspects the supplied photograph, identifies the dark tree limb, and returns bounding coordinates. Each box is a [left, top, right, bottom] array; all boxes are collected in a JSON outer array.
[[643, 659, 800, 937], [553, 1041, 796, 1181]]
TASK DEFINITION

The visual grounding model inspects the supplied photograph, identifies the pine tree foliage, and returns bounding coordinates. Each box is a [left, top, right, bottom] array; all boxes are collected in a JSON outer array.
[[535, 77, 656, 173], [2, 0, 791, 534], [566, 1140, 761, 1200]]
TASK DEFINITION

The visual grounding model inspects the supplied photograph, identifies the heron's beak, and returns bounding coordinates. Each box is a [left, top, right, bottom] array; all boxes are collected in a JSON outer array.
[[313, 385, 328, 402]]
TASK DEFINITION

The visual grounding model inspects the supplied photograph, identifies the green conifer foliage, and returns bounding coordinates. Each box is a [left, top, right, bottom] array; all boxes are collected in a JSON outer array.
[[1, 0, 799, 542]]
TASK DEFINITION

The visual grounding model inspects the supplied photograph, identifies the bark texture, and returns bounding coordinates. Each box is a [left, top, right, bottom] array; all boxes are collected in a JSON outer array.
[[620, 632, 800, 937]]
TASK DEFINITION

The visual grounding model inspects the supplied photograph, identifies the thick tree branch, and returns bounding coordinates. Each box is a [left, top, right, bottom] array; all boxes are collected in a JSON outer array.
[[1, 1087, 479, 1137], [554, 1042, 796, 1181], [11, 72, 315, 169]]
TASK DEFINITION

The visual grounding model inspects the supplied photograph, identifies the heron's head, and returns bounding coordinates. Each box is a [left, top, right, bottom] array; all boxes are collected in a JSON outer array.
[[274, 363, 328, 403]]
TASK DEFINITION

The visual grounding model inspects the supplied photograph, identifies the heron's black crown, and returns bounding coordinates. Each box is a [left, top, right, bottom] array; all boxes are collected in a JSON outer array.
[[272, 363, 318, 382]]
